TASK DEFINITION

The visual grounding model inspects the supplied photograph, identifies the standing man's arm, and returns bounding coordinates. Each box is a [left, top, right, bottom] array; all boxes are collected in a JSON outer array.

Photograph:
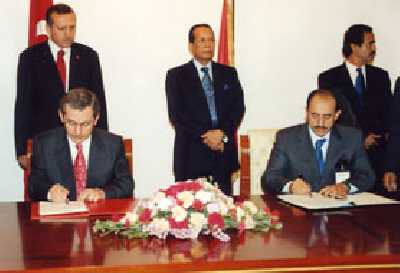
[[15, 51, 32, 168], [89, 50, 108, 130], [165, 68, 207, 139], [219, 67, 245, 139]]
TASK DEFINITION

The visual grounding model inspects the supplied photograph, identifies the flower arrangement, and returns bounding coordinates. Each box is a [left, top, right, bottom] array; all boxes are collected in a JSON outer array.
[[94, 180, 282, 242]]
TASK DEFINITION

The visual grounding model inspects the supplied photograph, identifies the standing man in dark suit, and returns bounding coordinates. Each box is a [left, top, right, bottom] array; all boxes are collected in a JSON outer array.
[[166, 24, 245, 195], [15, 3, 108, 169], [29, 88, 133, 202], [318, 24, 392, 186], [262, 89, 374, 198], [383, 79, 400, 192]]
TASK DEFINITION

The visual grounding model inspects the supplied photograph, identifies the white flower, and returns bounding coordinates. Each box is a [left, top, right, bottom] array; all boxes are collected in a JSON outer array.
[[207, 202, 220, 213], [177, 191, 195, 209], [218, 200, 229, 215], [171, 205, 187, 222], [244, 215, 255, 229], [150, 218, 170, 233], [153, 191, 166, 203], [120, 211, 138, 224], [157, 197, 173, 211], [190, 212, 207, 230], [243, 201, 258, 215], [195, 190, 213, 204]]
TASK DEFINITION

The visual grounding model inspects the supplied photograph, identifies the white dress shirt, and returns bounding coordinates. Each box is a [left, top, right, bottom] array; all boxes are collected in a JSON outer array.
[[48, 39, 71, 92], [345, 60, 366, 88]]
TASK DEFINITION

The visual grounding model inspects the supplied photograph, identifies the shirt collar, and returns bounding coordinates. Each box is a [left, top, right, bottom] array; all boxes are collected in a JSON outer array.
[[48, 39, 71, 60], [345, 60, 366, 77], [308, 126, 330, 146], [193, 58, 213, 80]]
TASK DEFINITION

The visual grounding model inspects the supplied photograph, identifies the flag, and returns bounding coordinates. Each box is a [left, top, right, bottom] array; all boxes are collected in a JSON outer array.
[[28, 0, 53, 46], [217, 0, 234, 66]]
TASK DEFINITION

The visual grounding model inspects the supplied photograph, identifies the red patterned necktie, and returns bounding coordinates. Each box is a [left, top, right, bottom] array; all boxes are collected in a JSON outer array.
[[74, 143, 87, 198], [56, 49, 66, 91]]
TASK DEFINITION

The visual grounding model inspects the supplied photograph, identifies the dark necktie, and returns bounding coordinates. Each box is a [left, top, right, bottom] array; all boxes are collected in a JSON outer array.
[[315, 139, 326, 175], [355, 67, 365, 106], [201, 67, 218, 127], [74, 143, 87, 198], [56, 49, 66, 91]]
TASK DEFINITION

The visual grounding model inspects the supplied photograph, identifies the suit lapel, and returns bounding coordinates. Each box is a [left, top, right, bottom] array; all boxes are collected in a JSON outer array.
[[39, 43, 65, 94], [53, 129, 76, 198], [323, 126, 344, 177], [186, 61, 212, 123], [339, 63, 359, 103], [87, 129, 106, 188], [69, 43, 80, 88], [299, 125, 321, 176]]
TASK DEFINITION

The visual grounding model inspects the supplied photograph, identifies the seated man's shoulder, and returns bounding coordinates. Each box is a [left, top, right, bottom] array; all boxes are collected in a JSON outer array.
[[34, 127, 65, 144], [275, 124, 306, 145], [93, 128, 122, 144], [335, 124, 362, 139]]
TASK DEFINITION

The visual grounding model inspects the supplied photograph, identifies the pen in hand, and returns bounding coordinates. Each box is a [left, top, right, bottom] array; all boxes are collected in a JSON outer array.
[[297, 173, 312, 198]]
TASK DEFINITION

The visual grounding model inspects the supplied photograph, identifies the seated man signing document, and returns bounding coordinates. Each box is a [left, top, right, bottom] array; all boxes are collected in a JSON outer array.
[[261, 89, 374, 199], [29, 88, 134, 202]]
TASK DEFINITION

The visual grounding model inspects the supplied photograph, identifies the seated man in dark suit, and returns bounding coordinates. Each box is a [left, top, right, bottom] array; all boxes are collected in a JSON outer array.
[[262, 89, 374, 199], [29, 88, 133, 202]]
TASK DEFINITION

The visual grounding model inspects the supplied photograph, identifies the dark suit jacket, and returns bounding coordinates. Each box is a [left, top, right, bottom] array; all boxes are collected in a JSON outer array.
[[28, 127, 134, 201], [261, 124, 375, 193], [385, 77, 400, 172], [318, 63, 392, 135], [165, 61, 245, 180], [15, 41, 108, 156]]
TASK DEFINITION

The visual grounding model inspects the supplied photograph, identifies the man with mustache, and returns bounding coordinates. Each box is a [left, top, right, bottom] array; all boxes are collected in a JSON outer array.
[[318, 24, 392, 189], [165, 24, 245, 196], [15, 3, 108, 170], [262, 89, 374, 198]]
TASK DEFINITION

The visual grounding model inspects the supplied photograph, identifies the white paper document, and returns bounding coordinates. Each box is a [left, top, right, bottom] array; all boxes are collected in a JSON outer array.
[[277, 192, 399, 210], [39, 201, 88, 216]]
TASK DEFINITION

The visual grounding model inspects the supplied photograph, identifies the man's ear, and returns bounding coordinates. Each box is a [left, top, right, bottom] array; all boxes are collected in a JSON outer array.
[[58, 111, 65, 123], [334, 109, 342, 121]]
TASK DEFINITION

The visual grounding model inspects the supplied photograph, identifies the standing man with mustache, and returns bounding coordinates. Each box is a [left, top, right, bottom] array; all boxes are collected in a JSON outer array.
[[166, 24, 245, 196], [318, 24, 392, 189], [15, 3, 108, 169]]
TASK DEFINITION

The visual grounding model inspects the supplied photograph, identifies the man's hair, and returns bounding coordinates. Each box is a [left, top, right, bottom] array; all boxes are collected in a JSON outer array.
[[59, 88, 100, 118], [342, 24, 373, 58], [188, 24, 213, 43], [306, 89, 338, 111], [46, 4, 74, 26]]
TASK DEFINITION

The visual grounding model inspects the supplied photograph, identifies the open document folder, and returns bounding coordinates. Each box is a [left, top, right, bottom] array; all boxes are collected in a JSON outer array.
[[278, 192, 400, 210], [39, 201, 88, 216]]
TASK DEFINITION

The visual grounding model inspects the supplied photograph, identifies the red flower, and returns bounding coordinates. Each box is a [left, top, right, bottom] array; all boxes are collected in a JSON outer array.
[[183, 181, 202, 192], [271, 210, 280, 218], [169, 218, 189, 229], [165, 183, 185, 197], [192, 199, 204, 211], [139, 208, 152, 223], [239, 221, 245, 233], [264, 207, 271, 215], [124, 219, 130, 228], [208, 213, 225, 229]]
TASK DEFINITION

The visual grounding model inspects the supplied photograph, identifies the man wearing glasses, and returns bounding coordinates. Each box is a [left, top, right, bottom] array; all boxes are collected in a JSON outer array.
[[29, 88, 133, 202]]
